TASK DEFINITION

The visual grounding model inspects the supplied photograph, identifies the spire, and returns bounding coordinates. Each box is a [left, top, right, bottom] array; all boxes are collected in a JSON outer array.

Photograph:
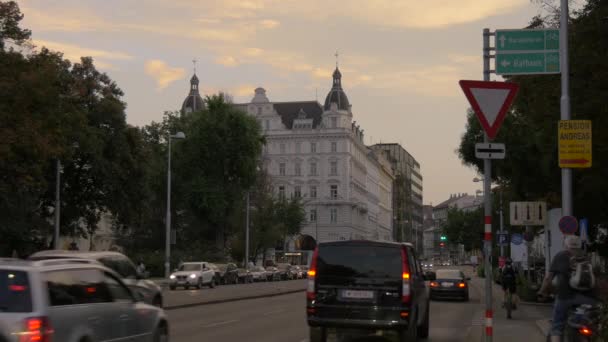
[[182, 59, 205, 113], [335, 50, 339, 68]]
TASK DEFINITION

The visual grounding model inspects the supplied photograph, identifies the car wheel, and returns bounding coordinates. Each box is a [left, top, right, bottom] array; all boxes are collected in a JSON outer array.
[[399, 310, 417, 341], [417, 303, 430, 339], [464, 292, 469, 302], [153, 323, 169, 342], [209, 277, 216, 288], [184, 284, 189, 290], [196, 278, 202, 289], [169, 285, 176, 291], [309, 327, 327, 342]]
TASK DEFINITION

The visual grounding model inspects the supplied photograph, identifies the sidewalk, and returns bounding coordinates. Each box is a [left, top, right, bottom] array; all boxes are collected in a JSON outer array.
[[467, 272, 552, 341]]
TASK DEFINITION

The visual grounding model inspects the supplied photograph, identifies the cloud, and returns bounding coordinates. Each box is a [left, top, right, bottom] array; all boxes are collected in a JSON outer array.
[[259, 19, 280, 29], [233, 84, 256, 97], [216, 55, 239, 67], [144, 60, 186, 90], [312, 67, 332, 79], [33, 39, 134, 70]]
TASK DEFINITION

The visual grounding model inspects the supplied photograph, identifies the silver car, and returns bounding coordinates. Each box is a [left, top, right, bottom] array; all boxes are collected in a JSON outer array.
[[29, 250, 163, 307], [0, 258, 169, 342]]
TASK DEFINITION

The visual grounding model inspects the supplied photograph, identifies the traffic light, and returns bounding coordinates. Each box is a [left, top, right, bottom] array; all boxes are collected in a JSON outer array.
[[439, 242, 445, 248], [440, 235, 447, 241]]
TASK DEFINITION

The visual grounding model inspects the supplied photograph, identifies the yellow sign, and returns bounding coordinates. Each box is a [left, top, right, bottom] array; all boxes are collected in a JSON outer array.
[[558, 120, 592, 168]]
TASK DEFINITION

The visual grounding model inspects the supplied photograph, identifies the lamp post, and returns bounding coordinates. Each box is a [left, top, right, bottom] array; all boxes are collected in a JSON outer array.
[[54, 159, 61, 249], [165, 132, 186, 279]]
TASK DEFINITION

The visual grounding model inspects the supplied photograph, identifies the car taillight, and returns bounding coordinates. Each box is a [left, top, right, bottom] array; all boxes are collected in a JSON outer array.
[[401, 247, 411, 304], [458, 283, 466, 288], [21, 317, 52, 342], [430, 281, 439, 288], [307, 247, 319, 301], [579, 326, 592, 336]]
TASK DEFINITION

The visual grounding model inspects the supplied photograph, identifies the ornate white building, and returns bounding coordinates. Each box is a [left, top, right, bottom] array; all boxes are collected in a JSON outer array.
[[235, 67, 394, 249]]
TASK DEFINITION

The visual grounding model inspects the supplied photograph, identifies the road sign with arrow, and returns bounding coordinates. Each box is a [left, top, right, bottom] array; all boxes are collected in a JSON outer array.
[[495, 29, 560, 75], [459, 80, 519, 140]]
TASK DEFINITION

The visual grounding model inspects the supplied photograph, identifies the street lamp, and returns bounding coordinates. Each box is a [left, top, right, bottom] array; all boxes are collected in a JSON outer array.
[[165, 131, 186, 279]]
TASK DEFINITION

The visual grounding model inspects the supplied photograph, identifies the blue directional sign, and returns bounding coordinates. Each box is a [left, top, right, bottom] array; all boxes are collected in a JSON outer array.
[[511, 233, 523, 245]]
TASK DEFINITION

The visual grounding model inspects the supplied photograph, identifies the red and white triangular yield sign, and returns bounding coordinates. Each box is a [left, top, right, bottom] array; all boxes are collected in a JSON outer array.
[[459, 80, 519, 140]]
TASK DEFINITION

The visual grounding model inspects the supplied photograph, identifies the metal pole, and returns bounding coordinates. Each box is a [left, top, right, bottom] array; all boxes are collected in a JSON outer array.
[[245, 191, 250, 270], [483, 28, 494, 342], [560, 0, 572, 216], [499, 190, 504, 257], [54, 159, 61, 249], [165, 137, 172, 279]]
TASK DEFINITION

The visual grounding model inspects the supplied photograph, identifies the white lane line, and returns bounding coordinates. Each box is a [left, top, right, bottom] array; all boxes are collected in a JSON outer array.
[[202, 319, 239, 328], [263, 309, 285, 316]]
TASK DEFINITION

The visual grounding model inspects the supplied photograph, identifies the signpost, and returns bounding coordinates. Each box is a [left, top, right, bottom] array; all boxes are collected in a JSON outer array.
[[475, 143, 505, 159], [559, 215, 578, 235], [509, 201, 547, 226], [495, 29, 560, 75], [497, 232, 509, 246], [558, 120, 592, 168]]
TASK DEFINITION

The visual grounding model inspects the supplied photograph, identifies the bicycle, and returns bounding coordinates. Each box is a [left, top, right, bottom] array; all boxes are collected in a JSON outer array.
[[504, 290, 513, 319]]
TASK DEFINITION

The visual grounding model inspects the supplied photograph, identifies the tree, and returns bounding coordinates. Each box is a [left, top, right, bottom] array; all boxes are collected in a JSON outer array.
[[442, 207, 484, 252], [0, 1, 31, 49]]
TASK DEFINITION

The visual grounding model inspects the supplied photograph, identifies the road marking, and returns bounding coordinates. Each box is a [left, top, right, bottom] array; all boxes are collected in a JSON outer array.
[[263, 308, 285, 316], [202, 319, 239, 328]]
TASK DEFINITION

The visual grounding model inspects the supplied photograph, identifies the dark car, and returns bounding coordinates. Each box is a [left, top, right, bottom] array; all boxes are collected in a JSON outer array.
[[276, 263, 292, 280], [266, 266, 280, 281], [306, 240, 430, 341], [429, 269, 470, 301], [236, 267, 253, 283], [28, 250, 164, 307], [215, 263, 239, 285]]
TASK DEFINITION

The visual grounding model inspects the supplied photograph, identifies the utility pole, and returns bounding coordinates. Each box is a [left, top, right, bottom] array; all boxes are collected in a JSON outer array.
[[482, 28, 494, 342], [560, 0, 572, 216], [499, 190, 504, 257], [245, 192, 250, 270], [54, 159, 61, 249]]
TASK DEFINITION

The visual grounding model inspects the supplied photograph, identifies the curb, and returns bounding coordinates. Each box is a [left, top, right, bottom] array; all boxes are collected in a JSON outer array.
[[536, 319, 551, 337], [164, 288, 306, 311]]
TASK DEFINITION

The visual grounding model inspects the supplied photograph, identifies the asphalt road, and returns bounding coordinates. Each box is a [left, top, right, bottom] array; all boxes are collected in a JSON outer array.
[[168, 267, 485, 342]]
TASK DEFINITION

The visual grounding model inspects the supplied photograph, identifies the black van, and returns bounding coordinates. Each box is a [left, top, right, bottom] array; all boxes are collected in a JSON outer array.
[[306, 240, 430, 341]]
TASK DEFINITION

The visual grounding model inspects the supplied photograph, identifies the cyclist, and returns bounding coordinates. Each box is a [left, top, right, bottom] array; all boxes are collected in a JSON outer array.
[[501, 258, 518, 310]]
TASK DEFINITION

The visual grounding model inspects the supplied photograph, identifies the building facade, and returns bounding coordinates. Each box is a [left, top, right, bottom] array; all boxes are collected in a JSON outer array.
[[235, 67, 395, 249], [371, 143, 423, 252]]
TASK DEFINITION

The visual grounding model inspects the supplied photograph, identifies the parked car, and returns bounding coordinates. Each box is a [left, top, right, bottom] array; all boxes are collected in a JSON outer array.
[[429, 269, 470, 301], [250, 266, 268, 282], [168, 262, 216, 290], [290, 265, 304, 279], [306, 241, 430, 341], [215, 263, 239, 285], [276, 263, 293, 280], [28, 250, 164, 307], [265, 266, 280, 281], [0, 258, 169, 342], [236, 267, 253, 283]]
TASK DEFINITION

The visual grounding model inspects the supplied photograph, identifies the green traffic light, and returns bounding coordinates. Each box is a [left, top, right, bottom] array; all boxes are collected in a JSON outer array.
[[440, 235, 447, 241]]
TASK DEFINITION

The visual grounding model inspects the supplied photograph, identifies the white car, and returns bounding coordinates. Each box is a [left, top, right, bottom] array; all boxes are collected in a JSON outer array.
[[169, 262, 216, 290], [250, 266, 268, 281]]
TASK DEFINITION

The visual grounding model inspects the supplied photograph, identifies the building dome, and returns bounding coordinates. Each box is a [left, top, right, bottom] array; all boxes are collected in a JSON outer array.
[[181, 72, 205, 113], [324, 67, 350, 111]]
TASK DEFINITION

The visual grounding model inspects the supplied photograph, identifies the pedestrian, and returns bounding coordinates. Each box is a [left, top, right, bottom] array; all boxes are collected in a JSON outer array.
[[500, 258, 519, 310], [136, 260, 146, 276], [538, 235, 597, 341]]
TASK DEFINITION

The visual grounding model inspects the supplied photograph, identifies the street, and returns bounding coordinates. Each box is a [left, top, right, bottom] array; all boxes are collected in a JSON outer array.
[[166, 267, 541, 342]]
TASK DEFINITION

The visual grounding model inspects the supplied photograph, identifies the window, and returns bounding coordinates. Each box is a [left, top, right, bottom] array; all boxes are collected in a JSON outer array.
[[331, 117, 337, 128], [46, 269, 111, 306], [0, 270, 32, 312], [294, 186, 301, 198], [330, 185, 338, 199], [103, 273, 133, 302], [310, 162, 317, 176], [257, 107, 262, 115], [278, 186, 285, 199], [280, 143, 286, 154], [279, 163, 286, 176], [330, 208, 338, 223], [310, 209, 317, 222], [310, 142, 317, 153], [309, 186, 317, 198], [331, 142, 337, 153], [99, 256, 137, 279], [330, 161, 338, 176], [295, 162, 301, 176], [265, 120, 270, 130], [296, 142, 301, 153]]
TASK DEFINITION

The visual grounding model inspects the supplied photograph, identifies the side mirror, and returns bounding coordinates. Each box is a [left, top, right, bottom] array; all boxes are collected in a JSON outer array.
[[466, 277, 472, 281]]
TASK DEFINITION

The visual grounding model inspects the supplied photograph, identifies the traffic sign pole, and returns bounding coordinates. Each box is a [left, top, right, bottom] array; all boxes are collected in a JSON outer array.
[[560, 0, 573, 216], [482, 28, 493, 342]]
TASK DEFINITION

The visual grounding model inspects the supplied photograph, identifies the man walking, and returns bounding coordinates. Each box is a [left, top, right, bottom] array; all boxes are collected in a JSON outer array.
[[538, 235, 596, 341]]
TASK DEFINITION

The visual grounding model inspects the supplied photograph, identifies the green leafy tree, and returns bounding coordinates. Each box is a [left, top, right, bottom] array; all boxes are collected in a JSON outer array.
[[0, 1, 31, 49], [442, 207, 484, 252]]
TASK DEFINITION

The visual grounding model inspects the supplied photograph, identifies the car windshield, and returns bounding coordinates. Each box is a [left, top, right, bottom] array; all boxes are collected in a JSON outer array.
[[0, 270, 32, 312], [436, 270, 463, 280], [317, 244, 402, 281], [179, 264, 201, 271]]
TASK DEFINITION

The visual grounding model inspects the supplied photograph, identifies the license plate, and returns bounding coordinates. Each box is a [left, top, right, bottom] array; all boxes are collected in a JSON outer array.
[[441, 282, 454, 287], [341, 290, 374, 299]]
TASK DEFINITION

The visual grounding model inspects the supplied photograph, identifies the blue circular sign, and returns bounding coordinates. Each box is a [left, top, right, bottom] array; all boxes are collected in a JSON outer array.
[[559, 215, 578, 235], [511, 233, 523, 245]]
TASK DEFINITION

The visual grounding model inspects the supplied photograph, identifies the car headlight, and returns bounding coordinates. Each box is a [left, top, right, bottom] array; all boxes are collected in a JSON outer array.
[[169, 274, 176, 279], [190, 274, 197, 279]]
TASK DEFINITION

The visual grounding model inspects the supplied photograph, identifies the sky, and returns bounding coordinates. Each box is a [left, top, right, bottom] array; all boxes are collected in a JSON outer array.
[[16, 0, 548, 205]]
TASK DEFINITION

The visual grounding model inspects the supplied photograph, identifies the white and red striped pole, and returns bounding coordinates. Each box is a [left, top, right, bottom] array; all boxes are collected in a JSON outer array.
[[482, 28, 494, 342]]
